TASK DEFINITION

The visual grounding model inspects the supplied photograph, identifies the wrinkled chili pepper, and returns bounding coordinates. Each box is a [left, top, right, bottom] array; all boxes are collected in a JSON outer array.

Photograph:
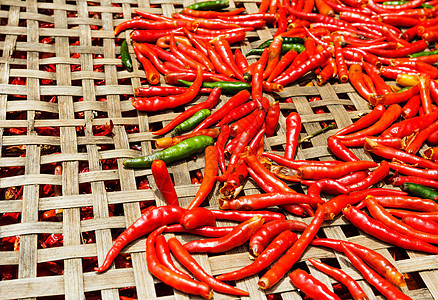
[[289, 269, 341, 300], [151, 160, 179, 206], [183, 215, 264, 253], [297, 161, 377, 180], [180, 207, 216, 229]]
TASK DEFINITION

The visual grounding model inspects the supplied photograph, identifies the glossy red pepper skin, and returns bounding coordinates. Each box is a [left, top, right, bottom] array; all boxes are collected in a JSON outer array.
[[216, 230, 297, 282], [311, 238, 406, 287], [211, 210, 285, 222], [405, 119, 438, 154], [180, 207, 216, 229], [263, 152, 341, 169], [265, 102, 280, 137], [297, 161, 377, 180], [155, 235, 192, 280], [267, 50, 298, 82], [389, 162, 438, 180], [289, 269, 341, 300], [362, 196, 438, 212], [252, 48, 269, 107], [258, 207, 325, 289], [343, 205, 438, 254], [211, 35, 245, 81], [184, 215, 264, 253], [151, 160, 179, 206], [133, 43, 160, 85], [307, 179, 350, 203], [403, 215, 438, 235], [146, 226, 213, 299], [95, 206, 185, 272], [285, 112, 301, 160], [215, 125, 230, 174], [340, 136, 402, 148], [249, 220, 307, 258], [168, 237, 249, 296], [164, 224, 233, 237], [181, 7, 245, 18], [340, 242, 411, 300], [327, 136, 359, 161], [347, 160, 389, 192]]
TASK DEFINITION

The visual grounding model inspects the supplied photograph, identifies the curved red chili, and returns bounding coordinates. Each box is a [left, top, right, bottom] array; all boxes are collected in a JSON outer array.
[[180, 207, 216, 230], [297, 161, 377, 180], [289, 268, 341, 300], [151, 160, 179, 206], [402, 215, 438, 235], [155, 235, 192, 280], [327, 136, 359, 162], [347, 160, 389, 192], [265, 102, 280, 137]]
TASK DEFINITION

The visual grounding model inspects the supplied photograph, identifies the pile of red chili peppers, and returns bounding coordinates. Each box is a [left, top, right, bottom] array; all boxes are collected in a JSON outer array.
[[3, 0, 438, 298]]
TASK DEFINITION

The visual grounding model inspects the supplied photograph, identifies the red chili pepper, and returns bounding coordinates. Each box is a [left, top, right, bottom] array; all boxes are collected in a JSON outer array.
[[183, 28, 208, 56], [307, 179, 350, 204], [297, 161, 377, 181], [132, 43, 160, 85], [183, 215, 264, 253], [327, 136, 359, 162], [251, 48, 269, 107], [346, 160, 389, 192], [342, 205, 438, 254], [151, 87, 220, 136], [284, 112, 301, 160], [131, 66, 203, 111], [168, 237, 249, 296], [151, 160, 179, 206], [308, 258, 368, 300], [210, 209, 285, 222], [170, 33, 206, 71], [181, 7, 245, 18], [275, 49, 332, 86], [358, 195, 438, 212], [340, 242, 411, 300], [187, 146, 218, 209], [267, 49, 298, 82], [133, 42, 170, 74], [155, 235, 192, 280], [315, 0, 335, 16], [288, 9, 353, 27], [248, 219, 307, 258], [402, 215, 438, 235], [180, 207, 216, 230], [136, 87, 214, 97], [401, 94, 421, 119], [405, 118, 438, 154], [145, 226, 213, 299], [191, 30, 247, 44], [95, 206, 185, 272], [177, 42, 215, 72], [265, 102, 280, 137], [258, 207, 325, 289], [217, 230, 297, 282], [234, 48, 249, 74], [215, 125, 230, 174], [130, 28, 184, 43], [147, 43, 187, 68], [156, 34, 193, 49], [164, 224, 234, 237], [289, 269, 342, 300], [217, 101, 257, 126], [211, 35, 245, 81]]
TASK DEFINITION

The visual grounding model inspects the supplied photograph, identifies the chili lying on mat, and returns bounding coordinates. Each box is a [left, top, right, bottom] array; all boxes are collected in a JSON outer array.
[[151, 160, 179, 206], [289, 268, 341, 300]]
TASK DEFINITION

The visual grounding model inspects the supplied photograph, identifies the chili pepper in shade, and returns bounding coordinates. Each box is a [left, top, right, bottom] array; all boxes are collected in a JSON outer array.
[[265, 102, 280, 138], [194, 89, 251, 132], [343, 205, 438, 254], [289, 268, 342, 300], [284, 112, 301, 160], [187, 146, 219, 210], [364, 196, 438, 244], [326, 136, 359, 162], [428, 129, 438, 145], [146, 226, 213, 299], [339, 242, 411, 300], [120, 40, 133, 72], [94, 205, 185, 272], [215, 125, 230, 174], [151, 160, 179, 206], [403, 215, 438, 235], [297, 161, 378, 181], [156, 235, 192, 280], [317, 57, 336, 85], [266, 50, 298, 83], [155, 129, 220, 149], [405, 119, 438, 155], [362, 73, 377, 96], [171, 109, 211, 137], [219, 192, 322, 210], [132, 43, 160, 85], [180, 207, 216, 229], [258, 206, 325, 290], [151, 87, 220, 136], [401, 182, 438, 200], [124, 135, 214, 169], [167, 237, 250, 296], [307, 258, 369, 300], [183, 215, 264, 254], [165, 224, 234, 237], [274, 49, 332, 86], [424, 147, 438, 163], [217, 230, 298, 283]]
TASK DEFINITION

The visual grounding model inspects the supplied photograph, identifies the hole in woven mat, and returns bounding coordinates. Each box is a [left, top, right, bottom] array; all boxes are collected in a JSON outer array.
[[112, 253, 132, 270], [315, 228, 327, 239], [332, 282, 353, 299], [189, 170, 202, 185], [84, 291, 103, 300], [0, 263, 18, 281], [37, 296, 64, 300], [37, 260, 64, 277], [270, 144, 284, 152], [337, 92, 351, 100], [2, 184, 23, 201], [339, 224, 360, 238], [119, 286, 137, 299], [387, 246, 409, 261], [318, 257, 342, 269], [266, 293, 283, 300], [405, 271, 426, 290], [155, 281, 174, 297]]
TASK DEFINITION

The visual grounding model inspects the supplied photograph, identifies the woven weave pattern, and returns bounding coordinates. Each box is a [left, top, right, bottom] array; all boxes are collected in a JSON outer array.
[[0, 0, 437, 299]]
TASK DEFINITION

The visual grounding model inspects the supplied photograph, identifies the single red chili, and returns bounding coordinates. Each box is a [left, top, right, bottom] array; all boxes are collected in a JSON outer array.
[[358, 195, 438, 212], [297, 161, 377, 180], [263, 36, 283, 79], [327, 136, 359, 162], [130, 28, 185, 43], [234, 48, 249, 74], [156, 34, 192, 49], [217, 101, 257, 126], [190, 30, 247, 44], [284, 112, 301, 160], [249, 219, 307, 258], [210, 209, 285, 222], [165, 224, 234, 237], [289, 269, 342, 300], [215, 125, 230, 174], [401, 94, 421, 119], [151, 160, 179, 206], [342, 205, 438, 254], [155, 235, 192, 280], [151, 87, 220, 136], [95, 205, 185, 272], [307, 179, 350, 203], [265, 102, 280, 137], [403, 215, 438, 235], [302, 171, 369, 189], [347, 160, 389, 192], [348, 64, 373, 100], [211, 35, 245, 81], [405, 119, 438, 154], [308, 258, 368, 300], [340, 136, 402, 148], [389, 162, 438, 180], [216, 230, 297, 282], [180, 207, 216, 230], [340, 242, 411, 300], [258, 207, 325, 289], [266, 49, 297, 82], [168, 237, 249, 296], [183, 215, 264, 253], [132, 43, 160, 85], [311, 238, 406, 287], [228, 108, 260, 137], [367, 40, 428, 58], [131, 66, 203, 111], [392, 176, 438, 189], [419, 74, 434, 115], [388, 210, 438, 222], [252, 48, 269, 107], [180, 7, 245, 18], [146, 226, 213, 299], [249, 127, 265, 153], [382, 110, 438, 138], [114, 19, 177, 35]]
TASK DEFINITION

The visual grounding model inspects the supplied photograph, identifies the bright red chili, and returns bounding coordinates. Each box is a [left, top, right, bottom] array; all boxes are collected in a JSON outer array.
[[155, 235, 192, 280], [151, 160, 179, 206], [284, 112, 301, 160]]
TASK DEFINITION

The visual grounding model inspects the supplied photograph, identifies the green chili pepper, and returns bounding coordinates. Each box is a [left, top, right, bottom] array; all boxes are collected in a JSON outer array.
[[401, 182, 438, 201], [408, 49, 438, 58], [187, 0, 229, 10], [382, 0, 432, 7], [397, 86, 412, 93], [246, 43, 306, 56], [171, 109, 211, 137], [258, 37, 305, 49], [120, 40, 133, 72], [123, 135, 214, 168], [178, 79, 251, 94]]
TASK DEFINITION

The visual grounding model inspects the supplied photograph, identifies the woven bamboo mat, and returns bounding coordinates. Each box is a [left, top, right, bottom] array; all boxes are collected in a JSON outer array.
[[0, 0, 437, 299]]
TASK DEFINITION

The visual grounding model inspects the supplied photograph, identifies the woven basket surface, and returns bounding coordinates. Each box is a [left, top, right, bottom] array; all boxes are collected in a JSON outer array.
[[0, 0, 437, 299]]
